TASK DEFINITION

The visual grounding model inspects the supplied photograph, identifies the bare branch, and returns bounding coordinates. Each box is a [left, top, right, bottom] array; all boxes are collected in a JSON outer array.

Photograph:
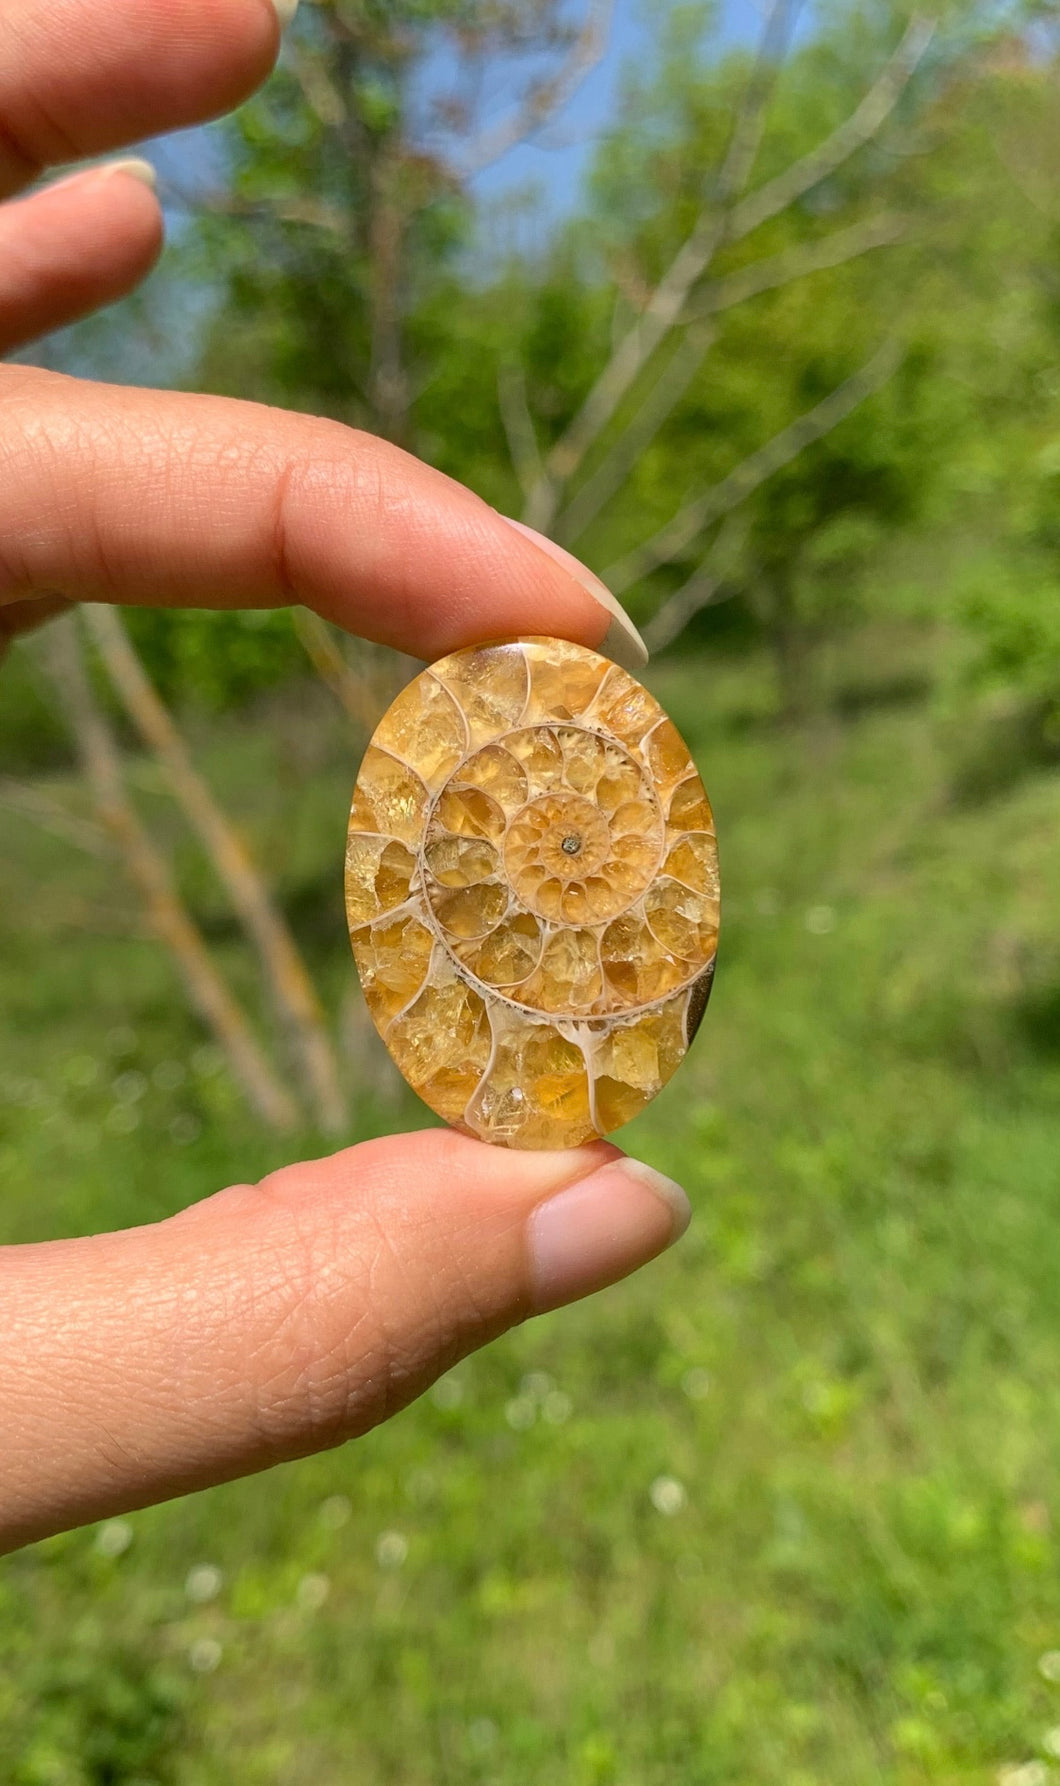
[[641, 565, 722, 655], [292, 610, 399, 733], [558, 215, 903, 544], [605, 338, 902, 595], [0, 776, 108, 856], [712, 0, 801, 207], [640, 517, 747, 653], [286, 39, 347, 132], [84, 607, 347, 1135], [498, 358, 544, 501], [160, 178, 349, 237], [37, 617, 299, 1133], [459, 0, 614, 179], [521, 11, 930, 536], [685, 212, 908, 321], [521, 0, 796, 531], [727, 16, 935, 246], [556, 322, 717, 545]]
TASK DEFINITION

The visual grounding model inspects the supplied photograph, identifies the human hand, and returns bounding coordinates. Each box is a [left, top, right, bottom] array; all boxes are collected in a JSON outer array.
[[0, 0, 688, 1555]]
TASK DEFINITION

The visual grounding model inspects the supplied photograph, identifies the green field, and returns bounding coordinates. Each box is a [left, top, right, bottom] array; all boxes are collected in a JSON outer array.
[[3, 624, 1060, 1785]]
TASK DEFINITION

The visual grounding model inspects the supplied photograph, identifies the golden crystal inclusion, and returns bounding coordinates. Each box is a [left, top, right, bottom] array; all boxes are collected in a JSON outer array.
[[346, 637, 719, 1149]]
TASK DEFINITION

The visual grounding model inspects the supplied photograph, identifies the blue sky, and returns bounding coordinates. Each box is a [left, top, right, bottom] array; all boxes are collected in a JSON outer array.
[[148, 0, 780, 228], [467, 0, 773, 220], [58, 0, 788, 382]]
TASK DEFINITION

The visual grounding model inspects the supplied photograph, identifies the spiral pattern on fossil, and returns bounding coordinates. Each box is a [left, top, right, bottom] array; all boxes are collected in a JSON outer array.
[[346, 637, 719, 1149]]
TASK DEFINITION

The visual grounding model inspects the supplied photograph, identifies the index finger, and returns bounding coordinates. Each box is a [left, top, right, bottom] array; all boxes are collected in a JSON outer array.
[[0, 0, 285, 195], [0, 367, 646, 668]]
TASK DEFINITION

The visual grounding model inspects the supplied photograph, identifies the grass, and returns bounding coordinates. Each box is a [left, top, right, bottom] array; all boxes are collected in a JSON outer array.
[[2, 625, 1060, 1785]]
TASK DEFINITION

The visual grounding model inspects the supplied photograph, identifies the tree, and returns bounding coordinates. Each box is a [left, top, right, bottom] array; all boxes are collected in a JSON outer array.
[[25, 0, 621, 1130], [25, 0, 1060, 1122]]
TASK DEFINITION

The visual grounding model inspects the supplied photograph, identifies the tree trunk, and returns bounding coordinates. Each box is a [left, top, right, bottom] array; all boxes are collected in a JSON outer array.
[[367, 143, 410, 445], [84, 606, 348, 1133], [37, 617, 300, 1134], [755, 567, 813, 721]]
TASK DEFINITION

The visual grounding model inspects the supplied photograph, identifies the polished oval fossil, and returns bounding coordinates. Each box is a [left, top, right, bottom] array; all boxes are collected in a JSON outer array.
[[346, 637, 719, 1149]]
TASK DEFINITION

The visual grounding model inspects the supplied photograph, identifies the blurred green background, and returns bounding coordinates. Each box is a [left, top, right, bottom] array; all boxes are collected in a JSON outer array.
[[4, 0, 1060, 1780]]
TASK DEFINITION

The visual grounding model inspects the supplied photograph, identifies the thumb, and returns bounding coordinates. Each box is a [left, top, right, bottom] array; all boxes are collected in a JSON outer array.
[[0, 1131, 689, 1552]]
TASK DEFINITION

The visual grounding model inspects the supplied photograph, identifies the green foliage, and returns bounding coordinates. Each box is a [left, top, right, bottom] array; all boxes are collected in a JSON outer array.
[[0, 644, 73, 773], [120, 610, 303, 714], [0, 1560, 186, 1786], [960, 555, 1060, 717], [8, 7, 1060, 1778], [25, 0, 1047, 730], [4, 629, 1060, 1782]]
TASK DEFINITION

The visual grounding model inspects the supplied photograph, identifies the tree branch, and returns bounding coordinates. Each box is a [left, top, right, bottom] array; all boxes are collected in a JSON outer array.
[[37, 617, 299, 1133], [292, 610, 397, 733], [459, 0, 614, 179], [556, 322, 717, 545], [604, 338, 902, 595], [684, 211, 908, 321], [641, 565, 723, 655], [83, 607, 347, 1134], [640, 517, 747, 653], [557, 214, 903, 545], [726, 15, 935, 247], [286, 38, 347, 132], [520, 0, 796, 532], [0, 776, 108, 857], [498, 358, 544, 502], [160, 178, 349, 237]]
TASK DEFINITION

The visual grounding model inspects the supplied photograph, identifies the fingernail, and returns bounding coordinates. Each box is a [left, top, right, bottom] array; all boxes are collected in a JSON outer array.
[[500, 517, 649, 675], [271, 0, 299, 24], [102, 158, 157, 190], [528, 1158, 690, 1314]]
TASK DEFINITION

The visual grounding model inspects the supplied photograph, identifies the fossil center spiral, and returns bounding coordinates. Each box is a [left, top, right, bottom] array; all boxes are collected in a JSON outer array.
[[504, 790, 615, 909], [421, 724, 665, 964]]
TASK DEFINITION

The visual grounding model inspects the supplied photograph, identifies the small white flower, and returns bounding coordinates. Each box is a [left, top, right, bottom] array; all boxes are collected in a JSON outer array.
[[106, 1104, 140, 1135], [805, 904, 837, 935], [10, 1076, 45, 1108], [185, 1563, 223, 1604], [431, 1373, 464, 1410], [112, 1070, 147, 1104], [319, 1493, 352, 1530], [188, 1638, 222, 1675], [94, 1519, 133, 1558], [375, 1530, 408, 1569], [650, 1475, 687, 1516], [521, 1371, 554, 1401], [467, 1718, 498, 1754], [542, 1391, 572, 1425], [681, 1367, 711, 1401], [66, 1055, 100, 1089], [296, 1573, 331, 1612], [998, 1765, 1050, 1786], [153, 1060, 187, 1092], [406, 1468, 437, 1504], [505, 1395, 536, 1431]]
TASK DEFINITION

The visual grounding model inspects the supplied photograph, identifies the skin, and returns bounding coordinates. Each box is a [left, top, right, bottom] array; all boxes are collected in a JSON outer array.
[[0, 0, 688, 1555]]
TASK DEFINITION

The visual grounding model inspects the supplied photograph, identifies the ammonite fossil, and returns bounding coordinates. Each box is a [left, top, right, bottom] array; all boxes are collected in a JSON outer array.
[[345, 637, 719, 1149]]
